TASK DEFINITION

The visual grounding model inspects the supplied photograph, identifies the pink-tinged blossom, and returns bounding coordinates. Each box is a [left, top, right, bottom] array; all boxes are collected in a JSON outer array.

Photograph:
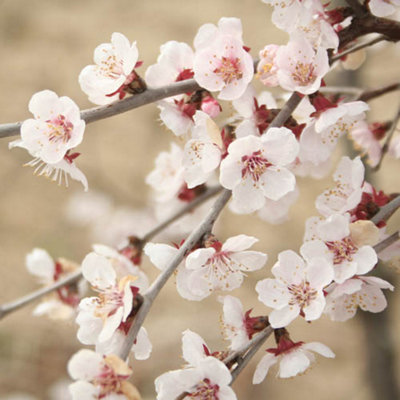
[[262, 0, 339, 50], [275, 38, 329, 95], [232, 85, 277, 138], [68, 349, 140, 400], [299, 101, 368, 165], [369, 0, 400, 17], [146, 143, 185, 203], [315, 156, 364, 217], [76, 246, 150, 360], [325, 275, 394, 321], [349, 121, 383, 167], [146, 41, 194, 88], [155, 356, 236, 400], [256, 249, 333, 328], [145, 41, 198, 136], [144, 235, 267, 301], [26, 248, 85, 320], [303, 214, 378, 283], [183, 235, 267, 300], [9, 91, 87, 190], [10, 90, 85, 164], [253, 331, 334, 382], [79, 32, 142, 105], [220, 295, 268, 351], [257, 45, 280, 87], [76, 251, 144, 345], [183, 111, 223, 188], [193, 18, 254, 101], [220, 129, 299, 214]]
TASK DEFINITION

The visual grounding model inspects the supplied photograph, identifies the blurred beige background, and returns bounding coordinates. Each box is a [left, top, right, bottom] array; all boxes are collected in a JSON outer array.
[[0, 0, 399, 399]]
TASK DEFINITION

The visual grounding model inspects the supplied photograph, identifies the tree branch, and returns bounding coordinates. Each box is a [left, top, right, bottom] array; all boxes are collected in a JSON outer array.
[[331, 35, 386, 64], [118, 189, 232, 360], [0, 270, 82, 320], [230, 326, 274, 384], [0, 186, 221, 320], [357, 82, 400, 102], [0, 79, 201, 139], [371, 195, 400, 225]]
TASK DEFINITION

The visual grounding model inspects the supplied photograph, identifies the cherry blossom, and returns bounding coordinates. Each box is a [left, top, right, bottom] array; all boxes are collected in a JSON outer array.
[[26, 248, 85, 320], [253, 330, 334, 382], [193, 17, 254, 100], [155, 356, 236, 400], [220, 295, 268, 351], [183, 111, 224, 188], [146, 143, 185, 202], [256, 248, 333, 328], [349, 121, 385, 167], [389, 135, 400, 159], [182, 234, 267, 300], [257, 44, 280, 87], [9, 90, 87, 190], [76, 251, 144, 345], [220, 129, 299, 213], [10, 90, 85, 164], [299, 100, 368, 165], [275, 38, 329, 95], [146, 40, 221, 136], [325, 275, 394, 321], [315, 156, 364, 217], [68, 349, 140, 400], [79, 32, 143, 105], [303, 214, 378, 283]]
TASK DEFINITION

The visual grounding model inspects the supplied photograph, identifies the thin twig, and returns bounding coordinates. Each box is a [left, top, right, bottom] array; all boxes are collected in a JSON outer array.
[[118, 189, 232, 360], [0, 187, 221, 320], [269, 92, 302, 128], [223, 326, 272, 366], [0, 79, 201, 139], [0, 270, 82, 320], [357, 82, 400, 102], [371, 195, 400, 225], [374, 230, 400, 254], [331, 35, 386, 64], [230, 326, 274, 384], [372, 101, 400, 171]]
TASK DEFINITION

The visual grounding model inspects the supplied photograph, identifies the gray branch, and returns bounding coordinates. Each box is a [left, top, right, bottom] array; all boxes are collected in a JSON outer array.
[[0, 79, 201, 139]]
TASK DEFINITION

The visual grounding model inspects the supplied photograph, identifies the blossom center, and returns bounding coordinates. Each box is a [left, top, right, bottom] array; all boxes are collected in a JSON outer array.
[[214, 56, 243, 84], [241, 151, 271, 182], [189, 378, 220, 399], [94, 364, 125, 396], [292, 62, 316, 86], [95, 286, 124, 319], [100, 52, 124, 79], [46, 114, 73, 143], [288, 281, 318, 309], [325, 236, 358, 264]]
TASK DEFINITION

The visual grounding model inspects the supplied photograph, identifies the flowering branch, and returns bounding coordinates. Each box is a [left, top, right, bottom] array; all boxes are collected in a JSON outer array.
[[0, 185, 222, 321], [371, 195, 400, 224], [0, 79, 201, 139], [373, 101, 400, 170], [118, 189, 232, 360], [0, 269, 82, 320]]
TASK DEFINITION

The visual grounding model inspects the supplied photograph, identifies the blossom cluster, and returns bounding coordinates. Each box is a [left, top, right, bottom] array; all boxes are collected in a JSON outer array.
[[6, 0, 400, 398]]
